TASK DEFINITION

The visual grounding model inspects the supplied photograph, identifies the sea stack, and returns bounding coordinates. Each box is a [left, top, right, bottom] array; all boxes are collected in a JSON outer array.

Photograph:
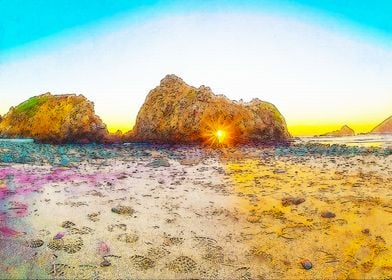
[[322, 125, 355, 137], [370, 115, 392, 134], [129, 74, 291, 145], [0, 93, 108, 143]]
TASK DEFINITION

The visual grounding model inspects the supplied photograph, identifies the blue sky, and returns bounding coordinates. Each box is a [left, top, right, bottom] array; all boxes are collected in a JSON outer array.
[[0, 0, 391, 135], [1, 0, 391, 53]]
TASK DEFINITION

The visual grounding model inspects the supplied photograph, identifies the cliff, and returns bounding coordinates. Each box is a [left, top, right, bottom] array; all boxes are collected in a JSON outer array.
[[0, 93, 108, 143], [129, 75, 290, 145], [322, 125, 355, 137], [370, 115, 392, 134]]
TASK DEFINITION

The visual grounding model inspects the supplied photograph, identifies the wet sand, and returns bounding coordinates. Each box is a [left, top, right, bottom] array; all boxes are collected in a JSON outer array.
[[0, 145, 391, 279]]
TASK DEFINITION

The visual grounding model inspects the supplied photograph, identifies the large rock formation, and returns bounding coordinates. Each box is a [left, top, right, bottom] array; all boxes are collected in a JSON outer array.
[[0, 93, 108, 143], [130, 75, 290, 145], [370, 115, 392, 134], [322, 125, 355, 137]]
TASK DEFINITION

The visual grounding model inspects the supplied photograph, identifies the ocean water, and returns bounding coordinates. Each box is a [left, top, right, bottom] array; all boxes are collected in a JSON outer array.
[[298, 134, 392, 148], [0, 139, 34, 143]]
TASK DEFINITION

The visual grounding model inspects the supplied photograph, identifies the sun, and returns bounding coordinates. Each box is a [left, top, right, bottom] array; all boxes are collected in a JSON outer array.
[[215, 129, 226, 143], [200, 114, 237, 146], [201, 123, 232, 146]]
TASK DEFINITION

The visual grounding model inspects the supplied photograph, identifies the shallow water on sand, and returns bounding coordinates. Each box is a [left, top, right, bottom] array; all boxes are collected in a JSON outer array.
[[0, 144, 391, 279], [299, 134, 392, 148]]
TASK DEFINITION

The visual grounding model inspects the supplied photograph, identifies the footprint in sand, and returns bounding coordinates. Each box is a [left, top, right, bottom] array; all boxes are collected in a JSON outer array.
[[129, 255, 155, 270], [193, 236, 218, 247], [107, 223, 127, 232], [201, 245, 225, 265], [49, 263, 75, 277], [147, 246, 171, 260], [116, 232, 139, 244], [22, 238, 44, 248], [61, 220, 76, 228], [87, 212, 101, 222], [48, 236, 84, 254], [163, 233, 184, 246], [61, 220, 94, 235], [166, 256, 197, 273], [233, 267, 252, 280]]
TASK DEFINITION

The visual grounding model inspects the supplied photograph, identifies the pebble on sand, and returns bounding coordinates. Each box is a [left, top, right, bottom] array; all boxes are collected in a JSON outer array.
[[54, 232, 65, 240], [301, 259, 313, 270], [100, 258, 111, 267], [321, 211, 336, 218]]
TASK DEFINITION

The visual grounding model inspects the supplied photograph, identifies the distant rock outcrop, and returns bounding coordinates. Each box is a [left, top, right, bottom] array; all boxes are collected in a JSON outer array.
[[322, 125, 355, 137], [0, 93, 108, 143], [370, 115, 392, 134], [130, 75, 290, 145]]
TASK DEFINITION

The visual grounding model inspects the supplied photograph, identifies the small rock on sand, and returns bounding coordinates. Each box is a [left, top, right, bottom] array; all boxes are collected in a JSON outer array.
[[281, 197, 305, 206], [321, 211, 336, 218]]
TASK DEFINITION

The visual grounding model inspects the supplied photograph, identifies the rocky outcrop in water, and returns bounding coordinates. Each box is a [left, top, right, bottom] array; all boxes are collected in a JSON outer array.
[[129, 75, 290, 145], [370, 115, 392, 134], [322, 125, 355, 137], [0, 93, 108, 143]]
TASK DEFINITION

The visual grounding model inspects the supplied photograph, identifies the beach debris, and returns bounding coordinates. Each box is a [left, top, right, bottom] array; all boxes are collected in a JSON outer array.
[[281, 197, 305, 206], [301, 259, 313, 270], [100, 258, 111, 267], [98, 241, 110, 256], [273, 168, 286, 174], [54, 232, 65, 240], [111, 205, 134, 216], [321, 211, 336, 218]]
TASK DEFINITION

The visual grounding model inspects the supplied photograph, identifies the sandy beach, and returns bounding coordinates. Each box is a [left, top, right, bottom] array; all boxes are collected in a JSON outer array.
[[0, 144, 391, 279]]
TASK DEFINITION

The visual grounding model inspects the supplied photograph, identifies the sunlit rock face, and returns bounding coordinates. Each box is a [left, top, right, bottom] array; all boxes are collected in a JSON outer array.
[[130, 75, 291, 145], [370, 116, 392, 134], [0, 93, 108, 143], [322, 125, 355, 137]]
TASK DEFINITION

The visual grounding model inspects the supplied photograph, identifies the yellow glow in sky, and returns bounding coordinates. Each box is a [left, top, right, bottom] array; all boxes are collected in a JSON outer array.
[[287, 123, 379, 136]]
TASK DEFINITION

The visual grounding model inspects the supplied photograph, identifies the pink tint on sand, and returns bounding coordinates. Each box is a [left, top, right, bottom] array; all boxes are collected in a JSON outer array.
[[0, 166, 121, 240], [0, 226, 20, 237]]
